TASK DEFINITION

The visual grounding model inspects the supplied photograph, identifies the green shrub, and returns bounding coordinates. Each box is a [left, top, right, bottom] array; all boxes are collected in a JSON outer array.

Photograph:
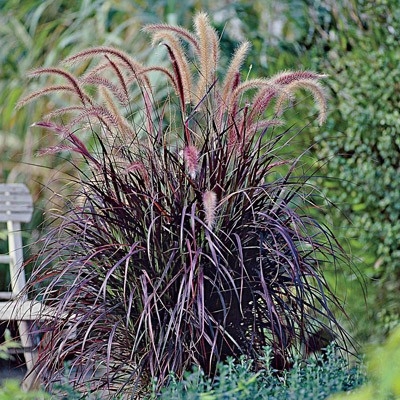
[[271, 0, 400, 343], [0, 380, 48, 400], [153, 345, 365, 399]]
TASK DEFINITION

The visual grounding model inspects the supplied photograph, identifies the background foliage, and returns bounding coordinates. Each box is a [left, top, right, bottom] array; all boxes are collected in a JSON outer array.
[[330, 326, 400, 400], [314, 0, 400, 342], [0, 0, 399, 388], [279, 0, 400, 343]]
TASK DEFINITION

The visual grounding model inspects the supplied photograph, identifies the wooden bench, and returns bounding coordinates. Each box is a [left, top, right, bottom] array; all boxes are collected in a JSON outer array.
[[0, 183, 39, 389]]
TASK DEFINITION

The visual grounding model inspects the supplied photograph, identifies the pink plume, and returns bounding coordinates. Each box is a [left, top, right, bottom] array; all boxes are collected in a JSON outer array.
[[183, 145, 200, 179], [202, 191, 217, 229]]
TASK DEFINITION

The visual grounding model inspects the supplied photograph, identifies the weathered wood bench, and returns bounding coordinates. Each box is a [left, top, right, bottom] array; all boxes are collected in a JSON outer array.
[[0, 183, 40, 389]]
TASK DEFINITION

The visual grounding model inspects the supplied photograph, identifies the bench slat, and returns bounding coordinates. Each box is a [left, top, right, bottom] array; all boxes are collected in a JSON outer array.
[[0, 184, 31, 195], [0, 194, 32, 202], [0, 212, 34, 223], [0, 255, 11, 264], [0, 300, 56, 321], [0, 184, 33, 222], [0, 292, 13, 300]]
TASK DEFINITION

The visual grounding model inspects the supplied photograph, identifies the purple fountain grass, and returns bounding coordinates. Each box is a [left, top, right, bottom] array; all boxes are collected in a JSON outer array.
[[20, 11, 351, 398]]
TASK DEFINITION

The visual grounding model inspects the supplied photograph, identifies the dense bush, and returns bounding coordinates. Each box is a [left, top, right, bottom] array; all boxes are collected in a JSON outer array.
[[20, 11, 351, 398], [300, 0, 400, 341], [276, 0, 400, 342], [6, 1, 399, 349]]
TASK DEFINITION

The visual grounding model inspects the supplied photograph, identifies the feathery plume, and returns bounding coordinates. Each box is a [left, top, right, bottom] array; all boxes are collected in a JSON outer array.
[[143, 23, 200, 54], [63, 46, 151, 89], [207, 20, 220, 81], [221, 41, 251, 107], [249, 85, 282, 121], [43, 106, 89, 121], [275, 79, 327, 125], [104, 55, 130, 103], [100, 87, 135, 138], [228, 78, 270, 113], [194, 12, 217, 101], [183, 145, 200, 179], [27, 68, 89, 105], [81, 74, 129, 106], [151, 31, 193, 105], [162, 43, 186, 107], [67, 105, 119, 131], [138, 66, 176, 86], [17, 85, 88, 109], [272, 70, 327, 85], [202, 190, 218, 229], [33, 121, 99, 166]]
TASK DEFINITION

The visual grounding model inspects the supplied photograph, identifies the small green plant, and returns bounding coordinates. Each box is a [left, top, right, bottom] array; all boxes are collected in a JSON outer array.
[[21, 11, 351, 398], [0, 330, 48, 400], [0, 329, 21, 360], [152, 345, 365, 399], [329, 326, 400, 400], [0, 380, 48, 400]]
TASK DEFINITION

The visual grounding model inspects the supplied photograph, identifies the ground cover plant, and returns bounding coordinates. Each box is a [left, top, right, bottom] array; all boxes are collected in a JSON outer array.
[[0, 345, 364, 399], [330, 326, 400, 400], [21, 12, 352, 397], [153, 345, 365, 400]]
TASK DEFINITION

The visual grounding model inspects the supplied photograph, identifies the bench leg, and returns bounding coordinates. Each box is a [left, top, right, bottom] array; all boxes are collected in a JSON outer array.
[[18, 320, 40, 390]]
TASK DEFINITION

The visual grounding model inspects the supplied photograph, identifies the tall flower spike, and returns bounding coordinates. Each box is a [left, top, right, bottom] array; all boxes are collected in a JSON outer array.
[[194, 12, 219, 101], [26, 68, 89, 106], [17, 85, 88, 109], [99, 87, 135, 138], [275, 79, 327, 125], [220, 41, 251, 108], [63, 46, 151, 89], [202, 190, 218, 229], [227, 78, 270, 113], [151, 31, 193, 105], [271, 70, 327, 85], [143, 23, 200, 54]]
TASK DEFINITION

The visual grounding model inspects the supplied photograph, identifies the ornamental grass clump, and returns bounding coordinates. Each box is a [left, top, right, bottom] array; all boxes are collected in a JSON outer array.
[[21, 12, 349, 397]]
